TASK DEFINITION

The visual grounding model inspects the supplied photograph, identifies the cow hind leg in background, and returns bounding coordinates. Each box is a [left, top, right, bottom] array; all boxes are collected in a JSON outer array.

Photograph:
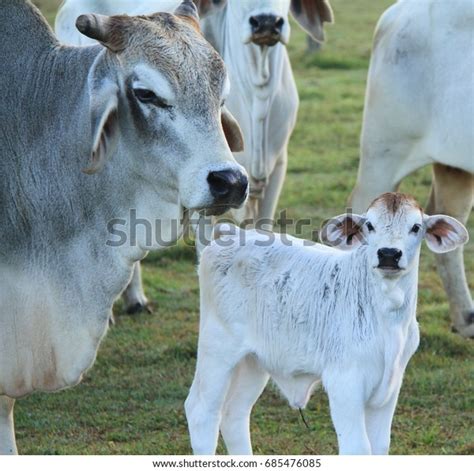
[[122, 262, 151, 315], [0, 396, 17, 455], [425, 164, 474, 337]]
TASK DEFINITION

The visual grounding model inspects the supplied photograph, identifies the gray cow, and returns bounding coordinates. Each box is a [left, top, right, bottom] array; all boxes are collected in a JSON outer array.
[[0, 0, 247, 454]]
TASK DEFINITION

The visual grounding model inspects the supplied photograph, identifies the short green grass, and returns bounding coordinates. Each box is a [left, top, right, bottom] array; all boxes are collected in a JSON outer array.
[[18, 0, 474, 455]]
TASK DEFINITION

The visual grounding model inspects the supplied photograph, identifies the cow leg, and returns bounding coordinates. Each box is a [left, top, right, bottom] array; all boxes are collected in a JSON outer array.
[[325, 371, 371, 454], [0, 396, 17, 455], [185, 327, 241, 455], [121, 262, 151, 315], [365, 392, 399, 455], [350, 147, 406, 214], [349, 124, 432, 213], [258, 152, 288, 226], [220, 355, 269, 455], [428, 164, 474, 337]]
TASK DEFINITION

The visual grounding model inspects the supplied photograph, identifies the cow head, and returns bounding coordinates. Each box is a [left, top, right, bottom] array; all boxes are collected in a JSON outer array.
[[77, 1, 248, 216], [320, 193, 469, 279], [201, 0, 334, 46]]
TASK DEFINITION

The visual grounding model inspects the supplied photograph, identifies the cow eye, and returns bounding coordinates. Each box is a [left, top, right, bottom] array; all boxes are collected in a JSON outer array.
[[411, 224, 421, 234], [133, 88, 171, 109], [366, 222, 375, 232]]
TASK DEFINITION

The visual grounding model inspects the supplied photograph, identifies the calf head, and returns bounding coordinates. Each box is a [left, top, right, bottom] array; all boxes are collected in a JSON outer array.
[[78, 1, 248, 215], [321, 193, 469, 278], [196, 0, 333, 45]]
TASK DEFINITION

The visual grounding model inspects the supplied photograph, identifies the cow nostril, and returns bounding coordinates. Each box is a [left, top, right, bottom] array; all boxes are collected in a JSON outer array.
[[275, 17, 284, 31], [249, 16, 260, 30], [394, 250, 402, 262], [208, 171, 232, 198], [207, 170, 248, 208]]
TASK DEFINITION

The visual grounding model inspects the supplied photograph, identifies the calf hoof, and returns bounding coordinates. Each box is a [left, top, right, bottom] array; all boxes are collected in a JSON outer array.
[[126, 302, 153, 316]]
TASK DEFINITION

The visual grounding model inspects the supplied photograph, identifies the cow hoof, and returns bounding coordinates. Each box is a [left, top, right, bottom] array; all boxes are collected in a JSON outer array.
[[452, 322, 474, 339], [465, 311, 474, 325], [126, 302, 153, 315]]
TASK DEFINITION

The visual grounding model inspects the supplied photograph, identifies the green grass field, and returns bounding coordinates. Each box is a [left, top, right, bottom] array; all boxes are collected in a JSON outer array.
[[18, 0, 474, 455]]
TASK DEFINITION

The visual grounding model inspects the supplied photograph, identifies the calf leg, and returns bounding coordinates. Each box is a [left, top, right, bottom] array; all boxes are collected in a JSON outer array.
[[0, 396, 17, 455], [365, 393, 399, 455], [324, 372, 371, 454], [185, 328, 242, 455], [121, 262, 150, 315], [428, 164, 473, 337], [220, 355, 269, 455]]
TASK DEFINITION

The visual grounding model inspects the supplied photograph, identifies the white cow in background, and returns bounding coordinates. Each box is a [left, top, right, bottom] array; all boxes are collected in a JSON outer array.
[[350, 0, 474, 337], [56, 0, 334, 313], [186, 193, 468, 455]]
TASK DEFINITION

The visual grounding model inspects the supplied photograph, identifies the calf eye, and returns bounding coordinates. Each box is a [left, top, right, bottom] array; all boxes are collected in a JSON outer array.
[[366, 222, 375, 232], [411, 224, 421, 234], [133, 88, 171, 109]]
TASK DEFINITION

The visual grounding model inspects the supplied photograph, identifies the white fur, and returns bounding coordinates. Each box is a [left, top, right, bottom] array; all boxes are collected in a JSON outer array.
[[186, 197, 468, 455]]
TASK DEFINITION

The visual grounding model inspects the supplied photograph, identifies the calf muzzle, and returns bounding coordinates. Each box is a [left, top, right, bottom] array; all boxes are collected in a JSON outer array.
[[377, 248, 403, 270]]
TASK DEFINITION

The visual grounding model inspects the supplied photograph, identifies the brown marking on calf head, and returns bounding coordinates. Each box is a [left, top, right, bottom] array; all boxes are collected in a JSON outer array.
[[370, 192, 423, 214]]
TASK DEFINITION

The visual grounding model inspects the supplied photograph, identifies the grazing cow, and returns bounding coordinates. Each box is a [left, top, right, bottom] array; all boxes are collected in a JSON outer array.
[[56, 0, 334, 313], [0, 0, 247, 454], [186, 193, 468, 455], [350, 0, 474, 337]]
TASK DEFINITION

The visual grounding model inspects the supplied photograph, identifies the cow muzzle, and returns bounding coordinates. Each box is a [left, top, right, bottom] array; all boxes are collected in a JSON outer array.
[[206, 169, 249, 216], [249, 14, 284, 47]]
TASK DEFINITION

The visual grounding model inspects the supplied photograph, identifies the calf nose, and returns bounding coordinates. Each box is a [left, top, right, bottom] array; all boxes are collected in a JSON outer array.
[[377, 248, 403, 267], [208, 170, 248, 209], [249, 14, 284, 46]]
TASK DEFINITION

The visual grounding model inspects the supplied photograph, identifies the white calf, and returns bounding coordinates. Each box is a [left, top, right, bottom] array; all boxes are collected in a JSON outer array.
[[186, 192, 468, 455]]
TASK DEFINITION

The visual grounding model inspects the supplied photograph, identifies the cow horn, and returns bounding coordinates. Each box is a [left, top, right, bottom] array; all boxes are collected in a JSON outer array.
[[76, 14, 126, 52], [174, 0, 200, 23]]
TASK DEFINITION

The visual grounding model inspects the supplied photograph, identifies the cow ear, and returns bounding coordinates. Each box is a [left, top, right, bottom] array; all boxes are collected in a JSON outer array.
[[84, 71, 120, 175], [221, 106, 244, 153], [290, 0, 334, 43], [320, 213, 366, 250], [424, 215, 469, 253], [193, 0, 227, 18]]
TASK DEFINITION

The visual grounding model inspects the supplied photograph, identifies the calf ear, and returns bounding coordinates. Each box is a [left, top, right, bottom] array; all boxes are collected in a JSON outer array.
[[221, 106, 244, 153], [290, 0, 334, 43], [424, 215, 469, 253], [320, 213, 366, 250], [83, 76, 120, 175], [193, 0, 227, 17]]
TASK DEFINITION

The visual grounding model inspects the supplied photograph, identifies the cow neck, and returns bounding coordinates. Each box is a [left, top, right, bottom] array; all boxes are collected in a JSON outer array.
[[221, 11, 286, 182]]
